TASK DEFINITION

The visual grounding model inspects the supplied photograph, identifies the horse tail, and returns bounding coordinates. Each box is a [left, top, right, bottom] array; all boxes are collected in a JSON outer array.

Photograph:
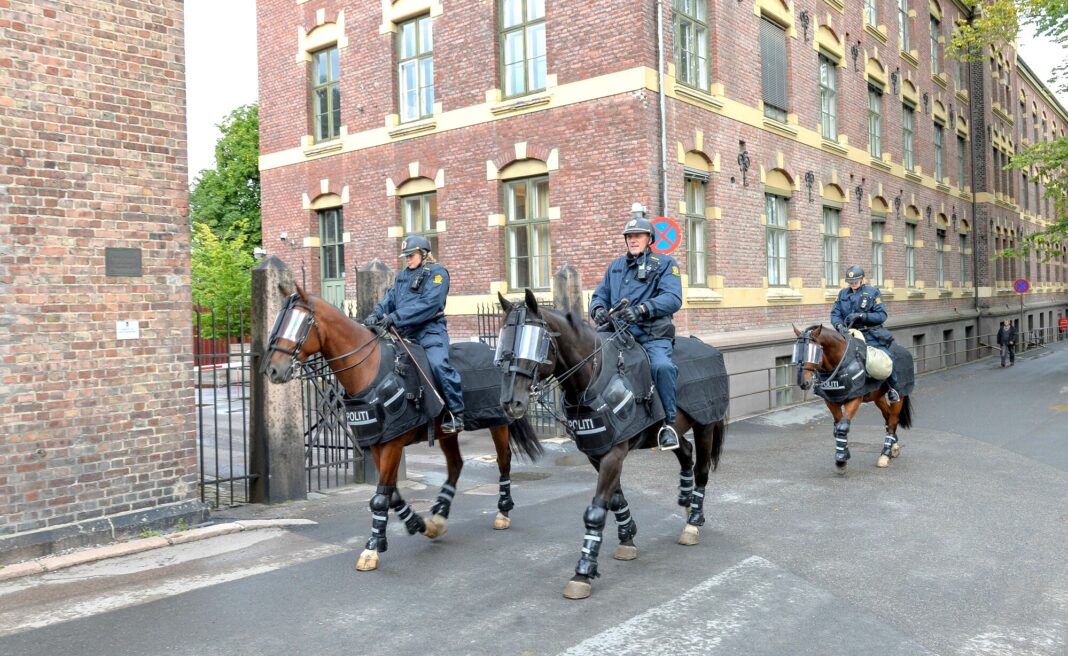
[[709, 418, 728, 471], [507, 417, 544, 462], [897, 396, 914, 430]]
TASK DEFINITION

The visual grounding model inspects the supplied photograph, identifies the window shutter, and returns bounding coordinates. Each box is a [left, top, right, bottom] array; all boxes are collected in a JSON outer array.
[[760, 18, 787, 112]]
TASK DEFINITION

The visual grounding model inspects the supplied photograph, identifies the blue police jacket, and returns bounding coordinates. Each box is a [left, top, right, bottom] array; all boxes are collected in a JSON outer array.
[[374, 263, 450, 339], [590, 249, 682, 343], [830, 284, 892, 346]]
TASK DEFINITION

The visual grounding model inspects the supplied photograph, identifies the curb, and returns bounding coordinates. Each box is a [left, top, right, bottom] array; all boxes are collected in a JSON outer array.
[[0, 519, 317, 583]]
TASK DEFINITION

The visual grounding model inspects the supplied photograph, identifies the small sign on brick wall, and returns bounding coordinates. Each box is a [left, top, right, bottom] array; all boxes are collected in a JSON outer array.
[[116, 320, 140, 340], [105, 247, 143, 277]]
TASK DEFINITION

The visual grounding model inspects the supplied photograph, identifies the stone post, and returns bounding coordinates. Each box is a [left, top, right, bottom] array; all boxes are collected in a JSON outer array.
[[249, 256, 306, 504], [353, 258, 404, 484], [553, 263, 584, 318]]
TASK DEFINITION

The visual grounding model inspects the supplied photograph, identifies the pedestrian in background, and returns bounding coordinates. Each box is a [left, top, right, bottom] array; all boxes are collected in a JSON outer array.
[[997, 320, 1017, 367]]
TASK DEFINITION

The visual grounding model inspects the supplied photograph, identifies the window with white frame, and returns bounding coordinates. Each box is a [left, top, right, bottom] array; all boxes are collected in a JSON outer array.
[[898, 0, 910, 51], [905, 222, 917, 287], [500, 0, 546, 98], [959, 233, 967, 285], [930, 16, 941, 75], [765, 193, 789, 286], [819, 54, 838, 140], [684, 176, 708, 286], [871, 220, 886, 286], [902, 103, 915, 171], [673, 0, 708, 89], [398, 15, 434, 123], [865, 0, 877, 26], [869, 86, 883, 158], [936, 229, 945, 287], [504, 176, 550, 290], [401, 191, 439, 255], [312, 46, 341, 142], [823, 206, 840, 287], [957, 134, 966, 190], [934, 121, 944, 180]]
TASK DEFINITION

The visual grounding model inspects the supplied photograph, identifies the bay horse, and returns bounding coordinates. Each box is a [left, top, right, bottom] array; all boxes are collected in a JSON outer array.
[[261, 284, 543, 572], [792, 324, 914, 472], [496, 290, 728, 599]]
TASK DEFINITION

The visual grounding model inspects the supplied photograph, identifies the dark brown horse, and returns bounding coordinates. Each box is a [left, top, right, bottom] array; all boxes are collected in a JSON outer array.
[[497, 290, 728, 599], [792, 324, 913, 472], [261, 285, 542, 572]]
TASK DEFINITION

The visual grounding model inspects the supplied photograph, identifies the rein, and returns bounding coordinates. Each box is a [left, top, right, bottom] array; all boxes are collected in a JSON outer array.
[[798, 329, 854, 388]]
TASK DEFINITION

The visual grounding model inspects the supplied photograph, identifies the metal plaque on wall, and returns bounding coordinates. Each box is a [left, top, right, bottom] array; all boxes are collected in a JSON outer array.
[[105, 247, 143, 277]]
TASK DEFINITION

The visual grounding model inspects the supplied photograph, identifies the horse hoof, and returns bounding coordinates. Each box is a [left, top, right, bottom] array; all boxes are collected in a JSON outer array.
[[563, 579, 592, 599], [493, 512, 511, 530], [891, 443, 902, 458], [877, 454, 890, 468], [835, 461, 847, 475], [355, 549, 379, 571], [424, 514, 447, 539], [678, 524, 700, 546], [613, 544, 638, 561]]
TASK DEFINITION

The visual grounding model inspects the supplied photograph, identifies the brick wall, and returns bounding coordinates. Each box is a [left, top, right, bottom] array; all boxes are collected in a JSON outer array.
[[0, 0, 197, 535]]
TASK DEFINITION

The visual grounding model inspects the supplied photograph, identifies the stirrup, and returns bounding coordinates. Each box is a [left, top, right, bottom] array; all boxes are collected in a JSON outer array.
[[886, 387, 900, 404], [441, 411, 463, 433], [657, 425, 680, 451]]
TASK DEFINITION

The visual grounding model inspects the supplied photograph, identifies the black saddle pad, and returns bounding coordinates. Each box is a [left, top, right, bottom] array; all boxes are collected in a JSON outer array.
[[450, 341, 510, 431], [672, 336, 730, 424]]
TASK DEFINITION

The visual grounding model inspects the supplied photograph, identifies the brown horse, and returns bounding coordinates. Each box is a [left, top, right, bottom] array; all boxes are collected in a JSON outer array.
[[497, 290, 728, 599], [261, 285, 543, 572], [792, 324, 913, 472]]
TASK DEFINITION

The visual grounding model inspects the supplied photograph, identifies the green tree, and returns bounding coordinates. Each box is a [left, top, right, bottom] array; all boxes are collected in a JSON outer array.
[[949, 1, 1068, 259], [190, 103, 261, 246], [191, 222, 253, 337]]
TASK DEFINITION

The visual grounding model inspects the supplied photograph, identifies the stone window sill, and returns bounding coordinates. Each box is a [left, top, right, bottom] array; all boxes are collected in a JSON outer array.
[[388, 118, 437, 139], [304, 139, 343, 158], [490, 92, 551, 116], [766, 288, 803, 303]]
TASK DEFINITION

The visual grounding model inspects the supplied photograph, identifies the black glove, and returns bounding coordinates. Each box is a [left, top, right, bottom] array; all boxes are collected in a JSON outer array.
[[364, 314, 381, 327], [845, 312, 865, 326], [616, 304, 644, 324], [591, 306, 609, 326], [378, 314, 394, 331], [834, 323, 847, 334]]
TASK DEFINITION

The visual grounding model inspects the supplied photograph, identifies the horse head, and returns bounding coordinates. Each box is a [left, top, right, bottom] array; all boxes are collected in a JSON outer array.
[[496, 289, 559, 420], [261, 283, 324, 384], [791, 324, 842, 390]]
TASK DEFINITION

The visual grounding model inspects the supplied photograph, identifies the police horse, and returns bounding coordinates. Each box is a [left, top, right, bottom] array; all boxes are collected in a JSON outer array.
[[792, 324, 915, 472], [496, 290, 729, 599], [261, 285, 543, 572]]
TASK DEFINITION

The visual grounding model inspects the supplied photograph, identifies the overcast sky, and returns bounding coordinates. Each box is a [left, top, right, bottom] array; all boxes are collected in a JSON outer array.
[[181, 2, 1066, 184]]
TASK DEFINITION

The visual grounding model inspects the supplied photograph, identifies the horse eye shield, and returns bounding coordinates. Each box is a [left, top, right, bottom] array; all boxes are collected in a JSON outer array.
[[791, 340, 823, 365], [495, 324, 550, 367]]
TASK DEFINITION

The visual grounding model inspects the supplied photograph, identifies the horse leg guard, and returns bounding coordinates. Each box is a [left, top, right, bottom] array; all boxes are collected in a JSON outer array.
[[677, 469, 695, 507], [356, 489, 391, 571], [687, 485, 707, 527], [834, 419, 851, 464], [390, 489, 427, 536], [574, 497, 608, 579], [608, 492, 638, 561], [430, 481, 456, 519], [877, 433, 900, 468], [494, 476, 514, 530]]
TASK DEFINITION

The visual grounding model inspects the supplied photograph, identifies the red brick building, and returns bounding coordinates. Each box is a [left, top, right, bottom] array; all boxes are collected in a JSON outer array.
[[0, 0, 203, 560], [256, 0, 1067, 388]]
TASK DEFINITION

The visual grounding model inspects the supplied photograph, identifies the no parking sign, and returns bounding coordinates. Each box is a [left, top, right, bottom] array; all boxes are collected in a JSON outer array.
[[650, 217, 682, 255]]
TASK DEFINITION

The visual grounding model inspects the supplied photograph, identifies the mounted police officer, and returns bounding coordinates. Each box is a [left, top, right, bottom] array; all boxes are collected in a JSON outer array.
[[589, 203, 683, 450], [365, 235, 465, 433], [831, 265, 901, 404]]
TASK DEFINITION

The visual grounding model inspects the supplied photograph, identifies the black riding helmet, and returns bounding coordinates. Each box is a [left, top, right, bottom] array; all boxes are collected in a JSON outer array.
[[845, 265, 865, 282], [399, 235, 432, 257]]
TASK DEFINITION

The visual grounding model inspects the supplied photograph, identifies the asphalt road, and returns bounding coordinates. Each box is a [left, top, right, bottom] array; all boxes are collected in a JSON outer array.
[[2, 341, 1066, 656]]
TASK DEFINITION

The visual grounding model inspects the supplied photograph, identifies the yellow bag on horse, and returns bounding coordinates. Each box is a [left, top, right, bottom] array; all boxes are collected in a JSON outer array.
[[848, 329, 893, 381]]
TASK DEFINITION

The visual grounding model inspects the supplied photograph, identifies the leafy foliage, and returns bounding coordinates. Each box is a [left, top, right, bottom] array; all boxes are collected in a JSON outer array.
[[191, 222, 253, 337], [189, 104, 261, 246], [947, 1, 1068, 258]]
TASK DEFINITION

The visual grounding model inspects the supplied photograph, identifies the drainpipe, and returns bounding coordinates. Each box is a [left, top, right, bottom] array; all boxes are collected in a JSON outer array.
[[656, 0, 668, 216]]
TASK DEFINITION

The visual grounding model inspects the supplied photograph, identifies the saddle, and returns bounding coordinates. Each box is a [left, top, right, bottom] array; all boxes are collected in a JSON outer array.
[[814, 339, 915, 404]]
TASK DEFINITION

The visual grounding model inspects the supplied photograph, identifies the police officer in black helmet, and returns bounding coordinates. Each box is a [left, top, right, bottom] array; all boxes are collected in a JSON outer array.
[[365, 235, 465, 432], [830, 265, 901, 403]]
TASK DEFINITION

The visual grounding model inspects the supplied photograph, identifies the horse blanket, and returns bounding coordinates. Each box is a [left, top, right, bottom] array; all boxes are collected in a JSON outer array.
[[563, 334, 730, 457], [343, 340, 508, 447], [813, 340, 915, 404]]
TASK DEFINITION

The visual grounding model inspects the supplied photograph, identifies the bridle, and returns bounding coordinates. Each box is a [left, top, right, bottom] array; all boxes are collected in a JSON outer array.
[[792, 327, 854, 391], [260, 294, 381, 380], [495, 305, 558, 400]]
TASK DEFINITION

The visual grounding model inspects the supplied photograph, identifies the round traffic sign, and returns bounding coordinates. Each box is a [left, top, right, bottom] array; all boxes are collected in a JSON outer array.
[[650, 217, 682, 254], [1013, 278, 1031, 294]]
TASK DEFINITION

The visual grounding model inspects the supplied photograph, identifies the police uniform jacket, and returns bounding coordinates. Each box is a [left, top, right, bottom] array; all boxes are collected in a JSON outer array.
[[374, 263, 450, 341], [830, 283, 893, 347], [590, 249, 682, 344]]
